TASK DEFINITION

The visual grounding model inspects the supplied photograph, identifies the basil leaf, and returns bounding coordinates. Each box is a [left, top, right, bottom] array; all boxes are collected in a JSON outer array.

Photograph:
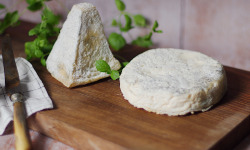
[[111, 19, 118, 26], [110, 70, 120, 80], [28, 24, 40, 36], [144, 32, 152, 40], [152, 20, 163, 33], [120, 14, 133, 32], [115, 0, 125, 11], [11, 12, 19, 25], [133, 14, 146, 27], [25, 5, 60, 65], [95, 60, 112, 74], [42, 7, 60, 25], [132, 37, 153, 48], [108, 32, 126, 51], [155, 30, 163, 33], [0, 11, 19, 34], [34, 49, 43, 58], [40, 57, 46, 66], [152, 20, 159, 31], [27, 1, 43, 11], [0, 4, 5, 9], [26, 0, 36, 5], [122, 62, 129, 67]]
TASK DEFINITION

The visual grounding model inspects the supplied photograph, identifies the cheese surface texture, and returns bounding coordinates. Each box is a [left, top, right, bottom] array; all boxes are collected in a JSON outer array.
[[46, 3, 120, 88], [120, 48, 227, 116]]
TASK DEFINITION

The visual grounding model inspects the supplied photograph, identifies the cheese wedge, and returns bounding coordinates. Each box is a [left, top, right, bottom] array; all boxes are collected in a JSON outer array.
[[46, 3, 121, 88], [120, 48, 227, 116]]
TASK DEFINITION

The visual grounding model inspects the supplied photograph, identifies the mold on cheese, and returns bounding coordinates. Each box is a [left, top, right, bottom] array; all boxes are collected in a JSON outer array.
[[46, 3, 121, 88], [120, 48, 227, 116]]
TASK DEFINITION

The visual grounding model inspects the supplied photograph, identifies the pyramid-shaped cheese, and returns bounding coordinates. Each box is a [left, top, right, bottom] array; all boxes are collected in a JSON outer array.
[[46, 3, 121, 88]]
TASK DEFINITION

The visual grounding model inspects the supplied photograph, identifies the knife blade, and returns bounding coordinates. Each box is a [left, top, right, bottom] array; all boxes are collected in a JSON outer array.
[[2, 35, 20, 93], [2, 35, 32, 150]]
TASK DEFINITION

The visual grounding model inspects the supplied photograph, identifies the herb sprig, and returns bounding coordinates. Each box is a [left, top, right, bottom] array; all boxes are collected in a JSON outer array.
[[132, 20, 162, 47], [0, 1, 60, 66], [95, 60, 129, 80], [0, 3, 20, 34], [95, 60, 120, 80], [96, 0, 162, 80], [25, 0, 60, 66], [108, 0, 162, 51], [1, 0, 162, 76]]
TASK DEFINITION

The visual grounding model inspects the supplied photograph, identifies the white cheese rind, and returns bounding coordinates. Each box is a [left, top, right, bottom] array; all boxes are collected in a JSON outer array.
[[46, 3, 120, 88], [120, 48, 227, 116]]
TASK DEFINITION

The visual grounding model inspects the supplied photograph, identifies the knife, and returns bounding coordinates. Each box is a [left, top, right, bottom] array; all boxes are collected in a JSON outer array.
[[2, 35, 32, 150]]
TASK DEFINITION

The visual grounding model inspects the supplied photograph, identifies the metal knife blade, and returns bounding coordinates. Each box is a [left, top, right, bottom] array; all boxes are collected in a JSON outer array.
[[2, 35, 20, 94]]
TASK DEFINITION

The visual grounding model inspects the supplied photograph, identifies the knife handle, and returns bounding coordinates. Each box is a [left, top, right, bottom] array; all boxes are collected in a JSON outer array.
[[12, 93, 32, 150]]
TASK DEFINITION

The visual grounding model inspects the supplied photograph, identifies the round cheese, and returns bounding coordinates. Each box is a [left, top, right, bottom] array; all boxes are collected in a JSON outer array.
[[120, 48, 227, 116]]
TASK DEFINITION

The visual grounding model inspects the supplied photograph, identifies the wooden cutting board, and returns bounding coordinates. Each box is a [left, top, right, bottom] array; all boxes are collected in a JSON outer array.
[[4, 21, 250, 150], [28, 51, 250, 150]]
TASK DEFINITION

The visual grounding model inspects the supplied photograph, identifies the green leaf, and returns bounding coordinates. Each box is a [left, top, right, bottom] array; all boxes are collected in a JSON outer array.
[[40, 17, 47, 28], [111, 19, 118, 26], [0, 4, 5, 9], [95, 60, 112, 74], [26, 54, 32, 60], [10, 11, 19, 25], [28, 24, 40, 36], [25, 44, 31, 56], [115, 0, 125, 11], [95, 60, 120, 80], [155, 30, 163, 33], [25, 7, 59, 65], [42, 7, 60, 25], [52, 26, 60, 34], [25, 41, 36, 58], [25, 1, 59, 66], [27, 1, 43, 11], [108, 32, 126, 51], [5, 11, 19, 26], [0, 25, 5, 34], [110, 70, 120, 80], [26, 0, 36, 5], [124, 14, 132, 28], [39, 39, 46, 47], [41, 57, 46, 66], [133, 14, 146, 27], [34, 49, 43, 58], [152, 20, 162, 33], [122, 62, 129, 67], [120, 14, 133, 32], [28, 9, 60, 37], [132, 37, 153, 48], [144, 32, 152, 40], [25, 41, 34, 53], [152, 20, 159, 31], [0, 11, 19, 34]]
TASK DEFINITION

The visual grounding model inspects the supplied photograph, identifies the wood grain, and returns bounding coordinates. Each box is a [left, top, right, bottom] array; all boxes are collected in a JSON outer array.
[[2, 21, 250, 150]]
